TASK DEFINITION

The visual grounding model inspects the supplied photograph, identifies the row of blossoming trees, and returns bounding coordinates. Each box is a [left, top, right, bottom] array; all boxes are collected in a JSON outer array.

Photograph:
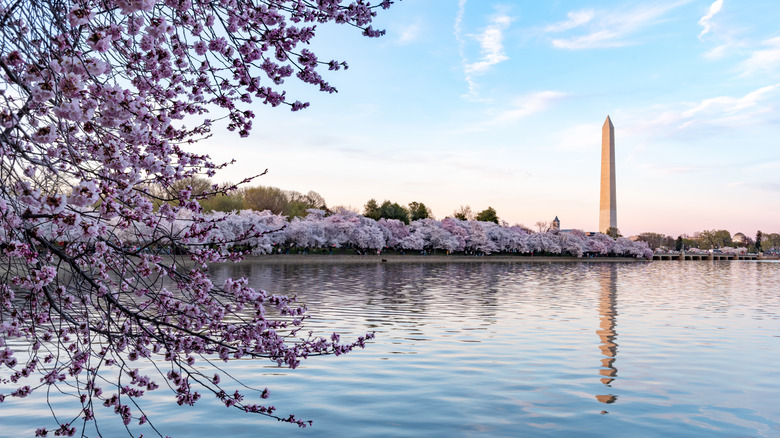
[[100, 209, 653, 259]]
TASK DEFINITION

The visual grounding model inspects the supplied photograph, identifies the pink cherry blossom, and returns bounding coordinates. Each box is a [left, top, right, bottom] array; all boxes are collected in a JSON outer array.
[[1, 0, 395, 434]]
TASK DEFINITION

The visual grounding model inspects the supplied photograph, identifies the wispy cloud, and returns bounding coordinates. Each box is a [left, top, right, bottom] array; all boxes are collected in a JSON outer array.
[[544, 10, 594, 33], [493, 91, 568, 123], [455, 1, 512, 96], [703, 42, 732, 59], [396, 22, 421, 45], [454, 0, 467, 41], [698, 0, 723, 40], [682, 83, 780, 117], [547, 1, 691, 50], [619, 83, 780, 145], [739, 36, 780, 76], [464, 14, 512, 75], [454, 0, 475, 94], [551, 30, 622, 50]]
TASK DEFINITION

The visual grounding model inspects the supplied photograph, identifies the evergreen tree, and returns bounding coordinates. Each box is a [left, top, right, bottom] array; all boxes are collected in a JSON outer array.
[[408, 201, 431, 221], [475, 207, 499, 224], [379, 201, 410, 224], [364, 199, 381, 220]]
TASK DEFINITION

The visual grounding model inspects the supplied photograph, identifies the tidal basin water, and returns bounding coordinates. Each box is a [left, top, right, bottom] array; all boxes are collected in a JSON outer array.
[[3, 260, 780, 437]]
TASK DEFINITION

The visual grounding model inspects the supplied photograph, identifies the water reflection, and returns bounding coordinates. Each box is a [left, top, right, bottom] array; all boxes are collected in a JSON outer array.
[[3, 261, 780, 437], [206, 262, 505, 336], [596, 265, 618, 406]]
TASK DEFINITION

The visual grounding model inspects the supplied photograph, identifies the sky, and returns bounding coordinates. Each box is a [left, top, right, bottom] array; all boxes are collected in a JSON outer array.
[[192, 0, 780, 238]]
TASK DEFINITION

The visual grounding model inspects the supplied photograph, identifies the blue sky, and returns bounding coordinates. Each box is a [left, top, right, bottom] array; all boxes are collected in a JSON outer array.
[[195, 0, 780, 238]]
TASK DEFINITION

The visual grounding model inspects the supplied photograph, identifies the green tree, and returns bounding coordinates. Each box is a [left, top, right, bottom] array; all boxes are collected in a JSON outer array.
[[408, 201, 431, 221], [148, 176, 215, 209], [475, 207, 499, 224], [379, 200, 410, 224], [756, 230, 763, 252], [637, 232, 682, 251], [697, 229, 732, 249], [244, 185, 289, 214], [364, 199, 410, 223], [286, 201, 313, 218], [764, 233, 780, 251], [243, 186, 326, 217], [675, 236, 683, 251], [364, 199, 381, 220], [200, 191, 246, 212], [605, 227, 621, 238], [637, 232, 668, 250]]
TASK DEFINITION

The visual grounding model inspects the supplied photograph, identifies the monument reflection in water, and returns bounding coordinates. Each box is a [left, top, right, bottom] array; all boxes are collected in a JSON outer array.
[[597, 265, 618, 407]]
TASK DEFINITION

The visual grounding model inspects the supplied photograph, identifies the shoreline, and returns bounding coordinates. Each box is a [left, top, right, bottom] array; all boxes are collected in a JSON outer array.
[[236, 254, 645, 264]]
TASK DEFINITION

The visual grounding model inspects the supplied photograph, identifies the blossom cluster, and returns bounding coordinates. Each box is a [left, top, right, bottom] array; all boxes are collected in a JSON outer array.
[[1, 0, 394, 435]]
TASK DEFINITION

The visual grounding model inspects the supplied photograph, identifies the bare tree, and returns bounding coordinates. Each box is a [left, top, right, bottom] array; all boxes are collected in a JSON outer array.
[[453, 205, 473, 221], [535, 221, 551, 233]]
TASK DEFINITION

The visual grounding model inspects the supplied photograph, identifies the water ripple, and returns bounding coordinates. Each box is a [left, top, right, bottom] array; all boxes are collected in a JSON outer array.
[[2, 261, 780, 437]]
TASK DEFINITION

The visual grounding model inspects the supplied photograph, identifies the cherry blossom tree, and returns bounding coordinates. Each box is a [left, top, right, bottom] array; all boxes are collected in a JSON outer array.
[[241, 209, 287, 254], [506, 225, 530, 253], [614, 237, 652, 258], [400, 228, 425, 252], [589, 233, 617, 255], [376, 217, 409, 250], [484, 222, 514, 253], [349, 216, 385, 250], [201, 209, 288, 254], [407, 218, 458, 253], [463, 220, 497, 254], [285, 216, 320, 249], [322, 212, 359, 249], [440, 218, 468, 252], [527, 232, 562, 255], [1, 0, 393, 435], [558, 232, 584, 257]]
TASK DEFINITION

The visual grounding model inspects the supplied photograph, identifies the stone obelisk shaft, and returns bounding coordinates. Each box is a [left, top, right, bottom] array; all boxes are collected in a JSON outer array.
[[599, 116, 617, 233]]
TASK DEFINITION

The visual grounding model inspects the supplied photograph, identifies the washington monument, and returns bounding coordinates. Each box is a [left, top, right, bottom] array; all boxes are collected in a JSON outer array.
[[599, 116, 617, 234]]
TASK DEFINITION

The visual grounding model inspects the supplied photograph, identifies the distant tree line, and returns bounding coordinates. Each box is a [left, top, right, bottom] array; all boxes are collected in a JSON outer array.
[[362, 200, 500, 225], [150, 176, 328, 217], [363, 199, 432, 224], [637, 229, 778, 253]]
